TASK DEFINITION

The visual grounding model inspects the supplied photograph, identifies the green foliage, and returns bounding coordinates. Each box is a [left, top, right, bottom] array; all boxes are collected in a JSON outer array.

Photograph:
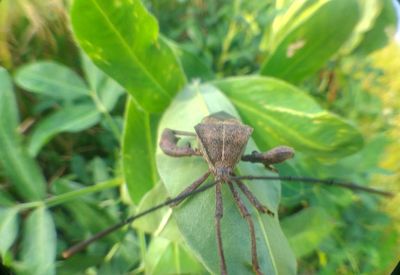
[[27, 105, 100, 156], [214, 76, 363, 158], [144, 236, 207, 274], [260, 0, 360, 83], [0, 68, 46, 201], [15, 62, 91, 100], [14, 58, 123, 156], [70, 0, 186, 112], [353, 0, 398, 55], [122, 99, 160, 203], [0, 0, 398, 274], [19, 207, 56, 275], [281, 207, 335, 258], [0, 208, 19, 257]]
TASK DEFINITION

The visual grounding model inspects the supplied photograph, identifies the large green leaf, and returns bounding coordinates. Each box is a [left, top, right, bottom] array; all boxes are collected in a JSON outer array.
[[0, 208, 19, 257], [122, 98, 160, 204], [0, 68, 46, 201], [19, 207, 56, 275], [353, 0, 397, 55], [14, 61, 90, 100], [214, 76, 364, 158], [71, 0, 186, 112], [260, 0, 360, 83], [339, 0, 382, 55], [261, 0, 327, 53], [27, 104, 101, 156], [281, 207, 335, 257], [156, 83, 296, 275]]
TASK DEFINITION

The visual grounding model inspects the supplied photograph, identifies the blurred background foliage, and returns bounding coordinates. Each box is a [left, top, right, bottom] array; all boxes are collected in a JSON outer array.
[[0, 0, 399, 274]]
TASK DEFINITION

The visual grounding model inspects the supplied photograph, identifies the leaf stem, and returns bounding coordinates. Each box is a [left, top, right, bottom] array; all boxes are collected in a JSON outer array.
[[90, 90, 122, 140]]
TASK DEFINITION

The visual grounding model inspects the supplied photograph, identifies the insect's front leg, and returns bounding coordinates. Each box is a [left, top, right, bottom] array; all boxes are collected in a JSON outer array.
[[159, 128, 201, 157], [241, 146, 295, 169]]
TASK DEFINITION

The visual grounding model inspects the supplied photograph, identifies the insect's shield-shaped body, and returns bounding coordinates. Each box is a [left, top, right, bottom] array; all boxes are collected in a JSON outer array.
[[194, 111, 253, 181]]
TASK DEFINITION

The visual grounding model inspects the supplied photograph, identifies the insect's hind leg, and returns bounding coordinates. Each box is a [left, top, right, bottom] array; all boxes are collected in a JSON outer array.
[[234, 178, 274, 217], [215, 182, 228, 275], [227, 181, 263, 275], [169, 171, 210, 207], [159, 128, 201, 157]]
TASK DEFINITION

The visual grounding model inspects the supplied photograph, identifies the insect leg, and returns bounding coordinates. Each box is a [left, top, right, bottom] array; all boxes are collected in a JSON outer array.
[[170, 171, 210, 207], [63, 180, 218, 258], [241, 146, 294, 168], [159, 128, 201, 157], [227, 182, 263, 275], [232, 175, 394, 197], [215, 182, 228, 275], [234, 178, 274, 217]]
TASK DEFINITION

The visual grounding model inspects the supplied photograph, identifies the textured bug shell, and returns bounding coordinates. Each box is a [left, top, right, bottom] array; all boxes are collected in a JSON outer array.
[[194, 112, 253, 178]]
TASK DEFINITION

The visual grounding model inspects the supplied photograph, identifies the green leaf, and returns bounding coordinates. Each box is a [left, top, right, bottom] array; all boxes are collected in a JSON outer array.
[[27, 104, 101, 156], [133, 183, 181, 242], [354, 0, 397, 55], [0, 208, 19, 256], [71, 0, 186, 112], [145, 236, 207, 275], [81, 53, 125, 111], [156, 83, 296, 275], [88, 157, 110, 183], [81, 52, 105, 92], [261, 0, 327, 53], [214, 76, 364, 158], [56, 255, 104, 275], [0, 191, 15, 206], [97, 233, 140, 274], [339, 0, 382, 55], [20, 207, 56, 275], [0, 68, 46, 201], [0, 68, 19, 130], [122, 98, 160, 204], [260, 0, 360, 83], [167, 39, 214, 81], [14, 61, 90, 100], [97, 77, 125, 112], [281, 207, 335, 257]]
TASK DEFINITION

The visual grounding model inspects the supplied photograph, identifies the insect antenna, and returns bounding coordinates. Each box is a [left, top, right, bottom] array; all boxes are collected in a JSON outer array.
[[62, 180, 218, 259], [231, 175, 394, 197]]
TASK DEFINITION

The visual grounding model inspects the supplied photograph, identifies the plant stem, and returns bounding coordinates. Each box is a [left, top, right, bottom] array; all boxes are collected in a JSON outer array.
[[90, 90, 122, 140], [16, 177, 123, 211]]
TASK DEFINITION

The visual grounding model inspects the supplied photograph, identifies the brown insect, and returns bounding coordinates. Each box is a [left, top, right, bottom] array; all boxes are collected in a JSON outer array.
[[63, 111, 393, 274], [159, 111, 294, 275]]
